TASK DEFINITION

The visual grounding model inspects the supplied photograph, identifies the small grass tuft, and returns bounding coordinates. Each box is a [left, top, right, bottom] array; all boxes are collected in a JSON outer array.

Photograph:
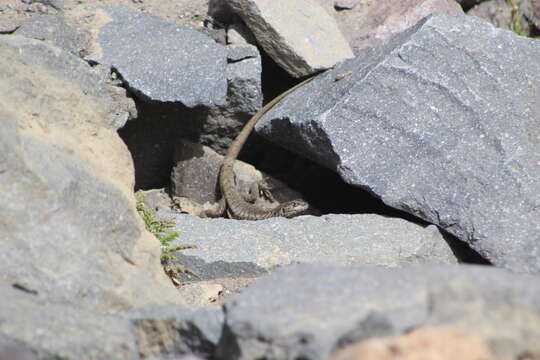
[[506, 0, 539, 38], [135, 190, 196, 263]]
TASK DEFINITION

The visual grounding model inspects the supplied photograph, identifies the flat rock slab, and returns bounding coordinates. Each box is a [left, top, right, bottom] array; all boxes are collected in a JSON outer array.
[[227, 0, 354, 77], [216, 263, 540, 359], [256, 14, 540, 274], [89, 5, 228, 107], [166, 212, 457, 280]]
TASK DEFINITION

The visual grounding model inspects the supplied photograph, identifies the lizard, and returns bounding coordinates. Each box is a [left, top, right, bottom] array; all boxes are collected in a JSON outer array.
[[173, 70, 352, 219], [203, 75, 318, 220]]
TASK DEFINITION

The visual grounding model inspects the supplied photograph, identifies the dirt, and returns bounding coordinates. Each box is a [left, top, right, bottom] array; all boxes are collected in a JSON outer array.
[[0, 0, 210, 33]]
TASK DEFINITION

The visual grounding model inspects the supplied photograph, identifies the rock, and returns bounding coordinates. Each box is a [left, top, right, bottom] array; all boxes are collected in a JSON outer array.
[[0, 280, 138, 359], [313, 0, 337, 14], [176, 282, 224, 306], [256, 14, 540, 274], [202, 44, 263, 153], [334, 0, 358, 10], [208, 0, 238, 24], [0, 336, 39, 360], [520, 0, 540, 28], [25, 0, 65, 10], [140, 188, 174, 214], [226, 0, 354, 77], [127, 305, 225, 359], [170, 139, 306, 212], [162, 213, 456, 281], [468, 0, 529, 32], [425, 274, 540, 358], [170, 141, 266, 204], [15, 13, 89, 56], [0, 35, 179, 310], [1, 279, 225, 360], [331, 0, 463, 54], [0, 18, 22, 33], [87, 5, 228, 107], [454, 0, 482, 9], [227, 22, 257, 45], [13, 14, 136, 128], [119, 41, 262, 189], [216, 263, 540, 359], [330, 327, 492, 360]]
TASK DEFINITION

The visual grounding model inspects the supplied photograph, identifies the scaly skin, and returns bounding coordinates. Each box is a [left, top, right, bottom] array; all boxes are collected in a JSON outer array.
[[208, 76, 315, 220]]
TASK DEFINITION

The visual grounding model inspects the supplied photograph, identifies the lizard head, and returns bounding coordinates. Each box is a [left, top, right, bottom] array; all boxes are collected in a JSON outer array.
[[278, 199, 309, 218]]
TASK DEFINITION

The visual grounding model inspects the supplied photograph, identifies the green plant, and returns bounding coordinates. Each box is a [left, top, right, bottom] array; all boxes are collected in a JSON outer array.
[[506, 0, 538, 38], [135, 190, 196, 263]]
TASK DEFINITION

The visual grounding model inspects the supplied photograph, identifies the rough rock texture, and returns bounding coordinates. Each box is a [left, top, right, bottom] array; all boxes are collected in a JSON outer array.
[[0, 279, 226, 359], [226, 0, 354, 77], [256, 14, 540, 274], [331, 0, 463, 54], [330, 327, 492, 360], [87, 5, 228, 106], [163, 213, 456, 281], [0, 35, 179, 310], [116, 41, 262, 189], [15, 13, 89, 56], [0, 281, 139, 359], [216, 264, 540, 359], [127, 305, 225, 359], [202, 44, 263, 153]]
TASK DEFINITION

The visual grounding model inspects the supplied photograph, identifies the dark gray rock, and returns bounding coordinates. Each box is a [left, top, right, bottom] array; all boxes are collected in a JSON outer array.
[[216, 263, 540, 359], [164, 212, 456, 281], [91, 6, 228, 107], [256, 14, 540, 274], [15, 14, 89, 56], [127, 305, 225, 359], [202, 44, 263, 153], [0, 281, 138, 360], [208, 0, 237, 24], [455, 0, 482, 9], [224, 45, 262, 114]]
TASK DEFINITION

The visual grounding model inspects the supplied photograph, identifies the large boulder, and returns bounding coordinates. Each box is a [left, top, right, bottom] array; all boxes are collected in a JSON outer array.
[[256, 14, 540, 274], [226, 0, 354, 77], [0, 35, 180, 310], [216, 263, 540, 359]]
